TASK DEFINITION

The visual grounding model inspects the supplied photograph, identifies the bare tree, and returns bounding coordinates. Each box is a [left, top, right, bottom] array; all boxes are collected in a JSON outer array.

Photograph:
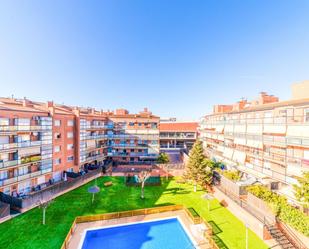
[[136, 171, 151, 199], [37, 194, 54, 225]]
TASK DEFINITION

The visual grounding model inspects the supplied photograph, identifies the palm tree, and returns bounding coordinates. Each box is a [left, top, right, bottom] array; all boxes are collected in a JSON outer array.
[[137, 170, 151, 199]]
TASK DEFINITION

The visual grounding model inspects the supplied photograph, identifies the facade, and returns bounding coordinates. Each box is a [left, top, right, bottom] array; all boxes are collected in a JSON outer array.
[[199, 81, 309, 202], [0, 98, 159, 196], [159, 121, 198, 152], [108, 108, 160, 164], [0, 98, 53, 196]]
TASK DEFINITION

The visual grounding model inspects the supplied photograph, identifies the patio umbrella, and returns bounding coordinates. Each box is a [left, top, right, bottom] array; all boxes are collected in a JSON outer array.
[[88, 185, 100, 203], [202, 193, 214, 212]]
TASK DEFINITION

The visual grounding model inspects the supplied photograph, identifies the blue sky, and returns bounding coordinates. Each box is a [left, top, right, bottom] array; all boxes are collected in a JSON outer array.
[[0, 1, 309, 120]]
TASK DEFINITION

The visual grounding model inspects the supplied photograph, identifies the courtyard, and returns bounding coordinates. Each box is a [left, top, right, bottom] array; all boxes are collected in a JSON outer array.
[[0, 176, 268, 249]]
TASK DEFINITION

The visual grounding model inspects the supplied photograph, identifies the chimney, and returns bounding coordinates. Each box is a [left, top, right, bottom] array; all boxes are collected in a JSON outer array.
[[22, 97, 31, 107], [73, 106, 80, 116], [46, 101, 54, 108]]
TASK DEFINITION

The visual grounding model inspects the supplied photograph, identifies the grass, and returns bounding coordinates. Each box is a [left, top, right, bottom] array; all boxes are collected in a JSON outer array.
[[0, 176, 268, 249]]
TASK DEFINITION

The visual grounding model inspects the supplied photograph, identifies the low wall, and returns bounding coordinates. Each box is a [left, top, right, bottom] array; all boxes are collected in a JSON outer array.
[[213, 186, 266, 240], [247, 193, 276, 224], [219, 174, 247, 197], [0, 168, 102, 212]]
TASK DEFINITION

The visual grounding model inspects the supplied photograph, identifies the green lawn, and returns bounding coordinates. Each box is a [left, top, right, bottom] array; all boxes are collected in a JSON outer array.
[[0, 177, 268, 249]]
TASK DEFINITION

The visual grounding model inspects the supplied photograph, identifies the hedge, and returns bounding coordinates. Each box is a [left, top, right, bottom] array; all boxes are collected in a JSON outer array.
[[247, 185, 309, 236]]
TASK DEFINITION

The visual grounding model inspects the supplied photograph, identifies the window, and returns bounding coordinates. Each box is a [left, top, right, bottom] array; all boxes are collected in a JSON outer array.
[[54, 146, 61, 153], [67, 144, 74, 150], [0, 170, 8, 180], [54, 120, 61, 126], [67, 132, 74, 138], [67, 120, 74, 126], [54, 133, 61, 139], [54, 158, 61, 165], [129, 122, 134, 126], [67, 156, 74, 162]]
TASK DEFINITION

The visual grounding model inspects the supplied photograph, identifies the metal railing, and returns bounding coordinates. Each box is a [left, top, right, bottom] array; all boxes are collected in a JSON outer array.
[[215, 184, 308, 249]]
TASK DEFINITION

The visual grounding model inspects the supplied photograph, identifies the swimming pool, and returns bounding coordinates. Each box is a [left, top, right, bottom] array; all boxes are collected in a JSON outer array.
[[80, 217, 197, 249]]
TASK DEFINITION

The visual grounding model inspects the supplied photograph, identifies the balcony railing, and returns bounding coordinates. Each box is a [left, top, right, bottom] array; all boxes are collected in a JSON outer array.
[[0, 158, 52, 170], [0, 168, 52, 187], [86, 134, 108, 140], [0, 140, 42, 151], [110, 143, 148, 148], [0, 125, 52, 132]]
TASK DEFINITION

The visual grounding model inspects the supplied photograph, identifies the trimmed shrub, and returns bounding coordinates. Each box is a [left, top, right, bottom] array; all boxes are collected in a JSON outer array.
[[247, 185, 309, 236]]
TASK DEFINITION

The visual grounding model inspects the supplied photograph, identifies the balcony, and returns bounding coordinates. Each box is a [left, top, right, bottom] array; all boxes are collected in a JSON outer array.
[[0, 140, 42, 152], [85, 154, 106, 162], [112, 143, 148, 149], [86, 134, 108, 140], [159, 134, 196, 139], [0, 125, 51, 133], [0, 160, 18, 169]]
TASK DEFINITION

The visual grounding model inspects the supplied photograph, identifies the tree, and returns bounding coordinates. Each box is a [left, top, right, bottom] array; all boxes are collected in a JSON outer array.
[[37, 195, 53, 225], [137, 171, 151, 199], [293, 172, 309, 208], [157, 153, 169, 164], [185, 140, 211, 192]]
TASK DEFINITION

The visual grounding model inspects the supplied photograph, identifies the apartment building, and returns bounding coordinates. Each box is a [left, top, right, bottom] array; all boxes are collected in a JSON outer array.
[[0, 98, 53, 196], [0, 98, 160, 196], [108, 108, 160, 164], [159, 121, 198, 151], [199, 81, 309, 202]]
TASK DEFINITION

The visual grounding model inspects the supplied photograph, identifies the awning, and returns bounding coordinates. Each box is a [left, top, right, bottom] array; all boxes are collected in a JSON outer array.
[[223, 148, 234, 159], [287, 125, 309, 138], [246, 125, 263, 135], [215, 125, 224, 133], [232, 150, 246, 164], [234, 137, 246, 145], [246, 140, 263, 149], [264, 124, 286, 134], [234, 125, 246, 133], [224, 125, 234, 133], [19, 146, 41, 156]]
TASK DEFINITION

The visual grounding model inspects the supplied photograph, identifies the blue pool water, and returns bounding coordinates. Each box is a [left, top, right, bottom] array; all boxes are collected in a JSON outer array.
[[81, 218, 196, 249]]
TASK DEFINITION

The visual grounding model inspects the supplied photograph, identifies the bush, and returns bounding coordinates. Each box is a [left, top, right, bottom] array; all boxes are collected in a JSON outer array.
[[247, 185, 309, 236], [220, 169, 242, 182]]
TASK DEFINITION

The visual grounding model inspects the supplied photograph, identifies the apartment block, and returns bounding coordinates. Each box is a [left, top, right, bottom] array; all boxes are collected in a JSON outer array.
[[159, 121, 198, 151], [108, 108, 160, 164], [0, 98, 53, 196], [0, 98, 160, 196], [199, 81, 309, 202]]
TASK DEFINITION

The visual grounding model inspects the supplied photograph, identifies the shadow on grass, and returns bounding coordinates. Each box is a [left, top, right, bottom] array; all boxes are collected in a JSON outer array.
[[209, 220, 229, 249], [163, 187, 191, 195]]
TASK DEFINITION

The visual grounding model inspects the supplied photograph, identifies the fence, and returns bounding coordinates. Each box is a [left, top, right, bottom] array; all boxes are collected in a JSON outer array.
[[60, 205, 220, 249], [0, 168, 102, 211], [215, 183, 308, 249], [0, 201, 10, 219]]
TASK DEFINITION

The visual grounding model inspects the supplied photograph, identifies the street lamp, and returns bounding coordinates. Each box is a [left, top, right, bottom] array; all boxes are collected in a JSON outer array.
[[202, 193, 214, 212]]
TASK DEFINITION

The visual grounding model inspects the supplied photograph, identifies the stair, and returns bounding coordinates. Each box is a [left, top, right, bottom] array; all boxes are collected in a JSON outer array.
[[268, 225, 296, 249]]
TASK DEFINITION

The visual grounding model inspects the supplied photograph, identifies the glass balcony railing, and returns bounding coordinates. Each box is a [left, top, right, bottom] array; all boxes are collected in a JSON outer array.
[[0, 168, 52, 187], [0, 125, 52, 132]]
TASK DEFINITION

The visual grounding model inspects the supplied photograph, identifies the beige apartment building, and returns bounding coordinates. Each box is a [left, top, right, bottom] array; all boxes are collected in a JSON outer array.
[[199, 81, 309, 203]]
